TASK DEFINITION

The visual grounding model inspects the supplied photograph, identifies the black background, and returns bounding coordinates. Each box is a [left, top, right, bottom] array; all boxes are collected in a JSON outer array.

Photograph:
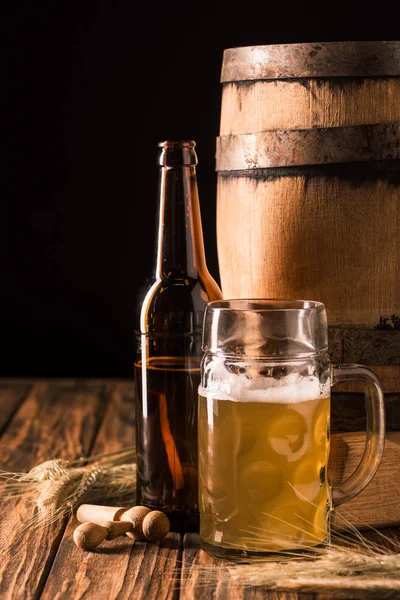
[[2, 1, 399, 378]]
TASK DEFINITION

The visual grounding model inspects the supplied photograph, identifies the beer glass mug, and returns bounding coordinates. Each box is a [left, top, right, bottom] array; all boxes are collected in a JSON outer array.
[[198, 299, 385, 560]]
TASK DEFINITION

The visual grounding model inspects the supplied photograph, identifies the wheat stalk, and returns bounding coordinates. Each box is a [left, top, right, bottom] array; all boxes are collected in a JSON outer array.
[[0, 446, 137, 544], [1, 447, 399, 595], [225, 544, 400, 591], [179, 528, 400, 596], [180, 500, 400, 594]]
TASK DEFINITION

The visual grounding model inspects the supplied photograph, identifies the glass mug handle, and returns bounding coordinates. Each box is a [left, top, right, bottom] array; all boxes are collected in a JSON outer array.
[[331, 364, 386, 506]]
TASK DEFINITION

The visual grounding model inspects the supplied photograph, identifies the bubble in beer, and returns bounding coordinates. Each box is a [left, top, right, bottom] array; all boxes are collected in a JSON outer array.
[[267, 410, 307, 456], [241, 460, 283, 501]]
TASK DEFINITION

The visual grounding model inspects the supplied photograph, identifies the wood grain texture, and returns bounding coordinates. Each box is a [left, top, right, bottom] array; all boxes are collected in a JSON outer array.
[[180, 533, 313, 600], [331, 392, 400, 431], [216, 173, 400, 328], [80, 380, 136, 457], [342, 329, 400, 364], [0, 379, 109, 474], [1, 380, 399, 599], [42, 531, 181, 600], [0, 379, 32, 434], [331, 366, 400, 394], [328, 328, 400, 364], [331, 432, 400, 529], [217, 43, 400, 353], [221, 41, 400, 81], [181, 531, 400, 598], [317, 323, 400, 393], [42, 381, 182, 600], [0, 380, 111, 599], [220, 79, 400, 136]]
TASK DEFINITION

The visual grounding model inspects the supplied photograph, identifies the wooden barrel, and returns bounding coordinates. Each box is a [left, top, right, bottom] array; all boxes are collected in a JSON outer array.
[[216, 41, 400, 387], [216, 42, 400, 526]]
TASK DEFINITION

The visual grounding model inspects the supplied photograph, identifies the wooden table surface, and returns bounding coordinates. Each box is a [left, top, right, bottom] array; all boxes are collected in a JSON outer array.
[[0, 379, 399, 600]]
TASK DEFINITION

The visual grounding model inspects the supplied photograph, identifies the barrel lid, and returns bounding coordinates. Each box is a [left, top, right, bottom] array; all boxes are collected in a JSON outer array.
[[221, 41, 400, 81]]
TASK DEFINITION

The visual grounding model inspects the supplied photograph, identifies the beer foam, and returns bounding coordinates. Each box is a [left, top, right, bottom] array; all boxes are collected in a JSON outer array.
[[199, 360, 330, 403]]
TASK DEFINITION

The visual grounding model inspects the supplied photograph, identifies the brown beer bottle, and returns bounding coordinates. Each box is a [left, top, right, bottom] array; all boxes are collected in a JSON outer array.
[[134, 140, 223, 533]]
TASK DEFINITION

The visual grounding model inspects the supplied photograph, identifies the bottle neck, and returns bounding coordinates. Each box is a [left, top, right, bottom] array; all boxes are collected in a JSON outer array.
[[155, 163, 207, 279]]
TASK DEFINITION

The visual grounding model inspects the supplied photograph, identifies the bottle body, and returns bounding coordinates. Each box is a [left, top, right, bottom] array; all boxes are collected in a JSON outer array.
[[134, 141, 222, 532]]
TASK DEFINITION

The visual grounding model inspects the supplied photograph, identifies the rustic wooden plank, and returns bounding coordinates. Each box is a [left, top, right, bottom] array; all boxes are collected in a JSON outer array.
[[331, 392, 400, 431], [323, 327, 400, 399], [331, 365, 400, 394], [42, 381, 183, 600], [42, 531, 181, 600], [328, 327, 400, 365], [0, 380, 32, 435], [255, 579, 400, 599], [220, 78, 400, 137], [181, 531, 400, 600], [216, 171, 400, 330], [350, 526, 400, 552], [180, 533, 314, 600], [0, 380, 109, 471], [328, 328, 344, 362], [343, 328, 400, 365], [78, 380, 136, 457], [1, 380, 398, 598], [0, 380, 111, 599], [331, 432, 400, 530], [180, 532, 233, 599]]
